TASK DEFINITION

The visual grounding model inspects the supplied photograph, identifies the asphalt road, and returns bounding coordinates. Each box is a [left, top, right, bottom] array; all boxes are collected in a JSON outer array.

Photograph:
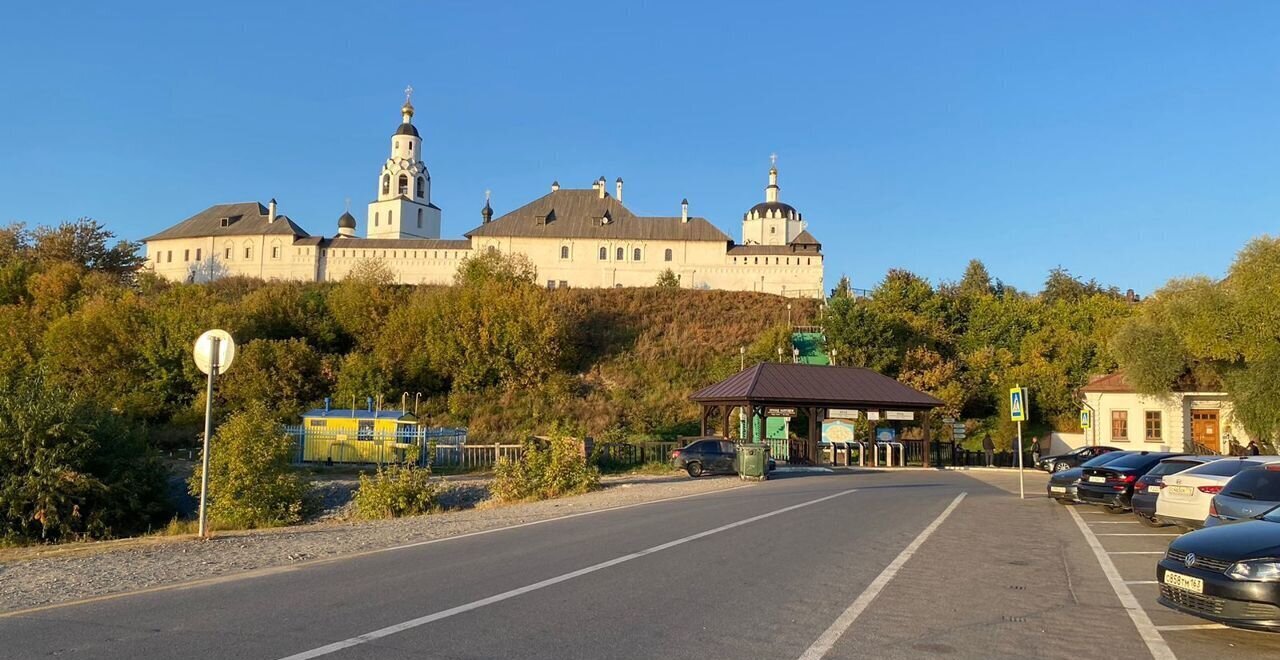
[[2, 470, 1276, 659]]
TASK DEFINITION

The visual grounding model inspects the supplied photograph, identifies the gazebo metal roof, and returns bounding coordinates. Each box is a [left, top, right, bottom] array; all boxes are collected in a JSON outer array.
[[691, 362, 943, 410]]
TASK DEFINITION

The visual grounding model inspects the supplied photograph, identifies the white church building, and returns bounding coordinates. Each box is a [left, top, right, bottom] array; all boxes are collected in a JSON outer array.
[[142, 92, 825, 298]]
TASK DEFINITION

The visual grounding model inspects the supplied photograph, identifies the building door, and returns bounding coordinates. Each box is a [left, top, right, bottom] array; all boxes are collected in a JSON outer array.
[[1191, 410, 1220, 454]]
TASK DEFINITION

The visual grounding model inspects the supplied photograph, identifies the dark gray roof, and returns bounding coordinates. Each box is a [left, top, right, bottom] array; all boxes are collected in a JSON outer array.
[[691, 362, 943, 409], [143, 202, 310, 242], [748, 201, 800, 218], [337, 212, 357, 229], [465, 189, 732, 242], [394, 123, 420, 137]]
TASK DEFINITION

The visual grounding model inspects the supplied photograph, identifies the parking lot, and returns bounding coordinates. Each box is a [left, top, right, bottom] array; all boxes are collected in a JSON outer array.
[[1060, 491, 1280, 658]]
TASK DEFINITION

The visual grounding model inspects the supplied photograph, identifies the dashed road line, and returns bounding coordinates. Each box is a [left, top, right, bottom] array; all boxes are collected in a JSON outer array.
[[1156, 624, 1228, 632], [1097, 533, 1180, 537], [796, 492, 968, 660], [1125, 580, 1159, 585], [1068, 506, 1176, 660], [1108, 551, 1165, 555]]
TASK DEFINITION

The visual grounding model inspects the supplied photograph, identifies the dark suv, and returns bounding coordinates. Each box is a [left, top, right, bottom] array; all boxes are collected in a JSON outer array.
[[671, 439, 739, 477]]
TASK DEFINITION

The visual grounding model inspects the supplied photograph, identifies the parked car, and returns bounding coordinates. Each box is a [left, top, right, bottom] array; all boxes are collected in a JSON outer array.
[[670, 439, 770, 478], [1206, 464, 1280, 527], [1132, 455, 1222, 527], [1036, 445, 1121, 473], [1046, 451, 1133, 503], [1076, 452, 1186, 513], [1156, 504, 1280, 631], [1157, 456, 1280, 530]]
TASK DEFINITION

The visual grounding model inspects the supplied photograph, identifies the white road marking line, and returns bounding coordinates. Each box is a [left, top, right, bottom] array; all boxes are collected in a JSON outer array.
[[1125, 580, 1159, 585], [1069, 507, 1176, 660], [0, 481, 751, 619], [796, 492, 968, 660], [1097, 533, 1179, 537], [1155, 624, 1227, 632], [1090, 520, 1143, 524], [1109, 551, 1165, 555], [277, 488, 861, 660]]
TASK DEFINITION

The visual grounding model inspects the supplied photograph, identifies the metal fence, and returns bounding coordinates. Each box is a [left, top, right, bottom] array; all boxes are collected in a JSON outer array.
[[592, 441, 679, 467]]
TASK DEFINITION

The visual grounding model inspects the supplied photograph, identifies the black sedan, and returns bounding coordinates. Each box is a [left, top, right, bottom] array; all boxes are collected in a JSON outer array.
[[1157, 505, 1280, 631], [671, 438, 738, 478], [1132, 455, 1221, 527], [1077, 451, 1186, 513], [1037, 445, 1121, 473], [1046, 450, 1133, 503]]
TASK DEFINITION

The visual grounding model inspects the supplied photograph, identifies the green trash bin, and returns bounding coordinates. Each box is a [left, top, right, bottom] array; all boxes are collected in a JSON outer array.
[[736, 443, 769, 481]]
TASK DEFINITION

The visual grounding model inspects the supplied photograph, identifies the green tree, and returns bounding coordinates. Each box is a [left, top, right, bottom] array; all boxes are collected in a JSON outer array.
[[189, 402, 308, 529], [32, 218, 143, 280], [218, 338, 329, 421], [655, 269, 680, 288], [0, 371, 169, 542], [327, 260, 404, 345]]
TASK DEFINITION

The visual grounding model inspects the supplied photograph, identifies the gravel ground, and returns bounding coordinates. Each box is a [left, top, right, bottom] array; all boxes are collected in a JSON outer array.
[[0, 473, 744, 614]]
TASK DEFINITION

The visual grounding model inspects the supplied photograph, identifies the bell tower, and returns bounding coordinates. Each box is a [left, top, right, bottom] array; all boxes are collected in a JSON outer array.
[[367, 86, 442, 239]]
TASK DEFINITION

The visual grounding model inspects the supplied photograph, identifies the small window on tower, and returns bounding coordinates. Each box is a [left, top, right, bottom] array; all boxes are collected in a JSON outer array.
[[416, 177, 425, 198], [417, 209, 423, 228], [398, 176, 408, 196], [382, 175, 390, 195], [389, 210, 394, 225], [771, 227, 776, 234], [374, 212, 379, 227]]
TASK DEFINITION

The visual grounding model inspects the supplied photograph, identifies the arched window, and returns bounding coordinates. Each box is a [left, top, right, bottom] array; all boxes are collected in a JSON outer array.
[[616, 247, 624, 261], [417, 209, 423, 228], [398, 175, 408, 196], [382, 175, 390, 195], [388, 210, 394, 225], [374, 212, 379, 227], [633, 248, 641, 261], [416, 177, 425, 198], [598, 247, 607, 260], [560, 246, 570, 259], [770, 226, 776, 234]]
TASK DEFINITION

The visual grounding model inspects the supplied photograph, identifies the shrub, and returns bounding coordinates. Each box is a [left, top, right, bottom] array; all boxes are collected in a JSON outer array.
[[492, 435, 600, 503], [353, 464, 441, 520], [188, 403, 308, 529], [0, 370, 170, 543]]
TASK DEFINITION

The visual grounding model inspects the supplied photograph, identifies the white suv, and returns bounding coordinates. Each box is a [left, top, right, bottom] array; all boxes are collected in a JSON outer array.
[[1155, 456, 1280, 529]]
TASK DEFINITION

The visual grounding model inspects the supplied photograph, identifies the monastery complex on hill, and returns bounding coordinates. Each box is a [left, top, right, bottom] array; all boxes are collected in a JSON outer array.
[[142, 91, 825, 298]]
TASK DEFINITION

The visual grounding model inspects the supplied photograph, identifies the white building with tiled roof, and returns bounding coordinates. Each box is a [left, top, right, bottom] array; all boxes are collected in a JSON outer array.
[[142, 96, 825, 297]]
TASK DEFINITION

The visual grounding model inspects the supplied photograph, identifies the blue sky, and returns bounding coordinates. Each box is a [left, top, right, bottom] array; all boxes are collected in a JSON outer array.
[[2, 1, 1277, 294]]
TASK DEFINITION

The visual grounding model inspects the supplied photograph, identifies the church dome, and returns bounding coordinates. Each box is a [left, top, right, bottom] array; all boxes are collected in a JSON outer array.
[[337, 211, 357, 229], [394, 123, 420, 137], [747, 201, 799, 220]]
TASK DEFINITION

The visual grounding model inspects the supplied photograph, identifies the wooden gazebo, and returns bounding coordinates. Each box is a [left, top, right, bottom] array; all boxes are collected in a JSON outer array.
[[690, 362, 944, 466]]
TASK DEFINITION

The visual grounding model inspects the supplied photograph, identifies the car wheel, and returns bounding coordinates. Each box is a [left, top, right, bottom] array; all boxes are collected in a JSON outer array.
[[686, 462, 703, 478], [1054, 461, 1070, 472], [1136, 513, 1165, 528]]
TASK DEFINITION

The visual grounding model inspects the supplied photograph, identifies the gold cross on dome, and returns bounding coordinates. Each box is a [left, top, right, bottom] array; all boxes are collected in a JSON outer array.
[[485, 189, 491, 201], [770, 153, 777, 167], [404, 85, 414, 102]]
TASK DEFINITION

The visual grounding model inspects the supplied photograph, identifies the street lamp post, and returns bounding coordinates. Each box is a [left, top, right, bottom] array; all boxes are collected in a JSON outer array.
[[787, 303, 792, 328], [740, 346, 746, 371], [792, 347, 800, 364], [776, 347, 783, 363]]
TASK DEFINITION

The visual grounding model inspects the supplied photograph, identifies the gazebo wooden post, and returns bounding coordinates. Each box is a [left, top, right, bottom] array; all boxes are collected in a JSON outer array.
[[699, 405, 708, 437], [808, 406, 820, 465], [721, 404, 731, 439], [922, 409, 932, 468]]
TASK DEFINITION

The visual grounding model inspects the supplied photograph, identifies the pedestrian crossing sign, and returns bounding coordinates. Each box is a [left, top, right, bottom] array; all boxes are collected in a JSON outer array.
[[1009, 387, 1028, 422], [1080, 409, 1091, 430]]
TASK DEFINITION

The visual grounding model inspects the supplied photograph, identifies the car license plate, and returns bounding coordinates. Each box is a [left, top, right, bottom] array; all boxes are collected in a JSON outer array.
[[1164, 571, 1204, 594], [1050, 486, 1066, 493], [1088, 476, 1106, 483], [1148, 485, 1162, 493], [1168, 485, 1193, 497]]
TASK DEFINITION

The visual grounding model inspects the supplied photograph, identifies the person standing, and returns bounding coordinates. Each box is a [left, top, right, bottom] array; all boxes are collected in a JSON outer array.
[[982, 433, 995, 467], [1248, 439, 1261, 456]]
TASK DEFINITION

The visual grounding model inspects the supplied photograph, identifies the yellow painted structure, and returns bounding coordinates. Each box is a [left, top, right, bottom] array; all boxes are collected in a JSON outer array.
[[300, 408, 419, 464]]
